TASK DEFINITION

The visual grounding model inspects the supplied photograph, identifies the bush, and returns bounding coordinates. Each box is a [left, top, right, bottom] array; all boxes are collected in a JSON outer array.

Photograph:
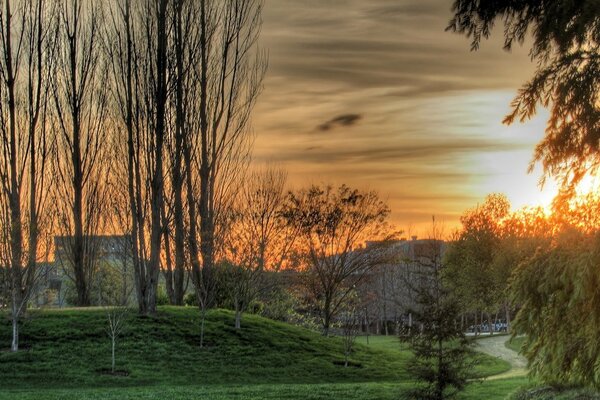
[[156, 286, 169, 306]]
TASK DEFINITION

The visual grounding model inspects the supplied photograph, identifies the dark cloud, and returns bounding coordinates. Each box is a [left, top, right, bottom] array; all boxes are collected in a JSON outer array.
[[317, 113, 362, 131]]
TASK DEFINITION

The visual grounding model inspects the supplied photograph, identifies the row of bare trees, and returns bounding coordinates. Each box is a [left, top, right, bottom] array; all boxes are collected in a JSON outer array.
[[0, 0, 56, 352], [0, 0, 266, 350], [106, 0, 266, 319]]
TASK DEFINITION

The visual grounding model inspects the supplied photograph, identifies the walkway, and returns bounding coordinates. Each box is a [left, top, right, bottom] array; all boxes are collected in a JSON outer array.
[[475, 335, 528, 380]]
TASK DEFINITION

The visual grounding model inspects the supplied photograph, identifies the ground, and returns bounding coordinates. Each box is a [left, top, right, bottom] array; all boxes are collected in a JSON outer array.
[[475, 334, 527, 380], [0, 308, 531, 399]]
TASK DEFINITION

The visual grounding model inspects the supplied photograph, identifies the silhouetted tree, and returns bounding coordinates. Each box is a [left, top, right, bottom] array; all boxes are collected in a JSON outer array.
[[0, 0, 56, 351], [282, 184, 390, 336], [222, 167, 295, 329], [186, 0, 266, 345], [448, 0, 600, 192], [52, 0, 109, 307], [105, 0, 148, 314]]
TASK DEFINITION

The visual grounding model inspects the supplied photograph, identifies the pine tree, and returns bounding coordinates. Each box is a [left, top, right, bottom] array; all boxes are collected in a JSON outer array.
[[404, 237, 474, 400]]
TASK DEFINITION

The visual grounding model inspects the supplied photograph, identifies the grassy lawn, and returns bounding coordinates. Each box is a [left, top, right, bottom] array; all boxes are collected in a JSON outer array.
[[356, 334, 511, 378], [0, 378, 531, 400], [505, 336, 525, 354], [0, 307, 527, 399]]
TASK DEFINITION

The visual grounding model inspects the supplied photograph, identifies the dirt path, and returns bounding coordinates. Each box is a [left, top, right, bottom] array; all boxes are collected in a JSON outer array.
[[476, 335, 528, 380]]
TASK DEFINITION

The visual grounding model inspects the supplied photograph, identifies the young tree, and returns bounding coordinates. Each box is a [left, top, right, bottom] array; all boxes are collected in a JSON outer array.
[[0, 0, 55, 351], [340, 305, 359, 368], [105, 304, 128, 374], [101, 267, 130, 374], [405, 222, 474, 400], [282, 184, 390, 336]]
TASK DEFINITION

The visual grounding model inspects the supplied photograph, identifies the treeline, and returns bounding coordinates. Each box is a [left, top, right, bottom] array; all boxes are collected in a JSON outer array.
[[0, 0, 271, 351], [445, 192, 600, 389]]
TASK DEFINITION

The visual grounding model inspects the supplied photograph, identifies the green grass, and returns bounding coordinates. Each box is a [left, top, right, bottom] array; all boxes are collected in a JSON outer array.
[[0, 378, 531, 400], [356, 334, 511, 378], [506, 336, 525, 354], [0, 307, 525, 399]]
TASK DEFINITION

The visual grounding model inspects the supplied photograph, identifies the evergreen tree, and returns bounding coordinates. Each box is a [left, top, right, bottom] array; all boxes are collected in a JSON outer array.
[[404, 233, 474, 400]]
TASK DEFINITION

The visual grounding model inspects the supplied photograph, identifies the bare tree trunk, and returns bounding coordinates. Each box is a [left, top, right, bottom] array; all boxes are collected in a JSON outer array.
[[162, 204, 175, 304], [364, 308, 370, 345], [199, 305, 206, 348], [146, 0, 170, 315], [111, 335, 116, 373], [381, 268, 389, 336], [111, 0, 148, 315], [198, 0, 214, 304], [323, 312, 331, 336], [170, 0, 186, 306], [235, 307, 242, 330], [11, 312, 19, 352], [4, 0, 24, 351], [52, 0, 108, 307]]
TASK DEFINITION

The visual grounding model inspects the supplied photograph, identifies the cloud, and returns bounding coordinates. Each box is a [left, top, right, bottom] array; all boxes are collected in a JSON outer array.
[[317, 113, 362, 131], [254, 0, 542, 231]]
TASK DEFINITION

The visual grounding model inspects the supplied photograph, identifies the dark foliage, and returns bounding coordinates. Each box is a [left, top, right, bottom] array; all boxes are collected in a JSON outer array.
[[448, 0, 600, 190]]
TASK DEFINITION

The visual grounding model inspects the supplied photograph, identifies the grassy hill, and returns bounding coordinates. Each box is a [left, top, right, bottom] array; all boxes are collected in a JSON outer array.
[[0, 307, 520, 399]]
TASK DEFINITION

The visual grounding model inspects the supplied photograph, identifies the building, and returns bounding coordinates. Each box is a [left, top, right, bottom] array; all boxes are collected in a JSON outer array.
[[35, 235, 133, 307], [359, 237, 446, 335]]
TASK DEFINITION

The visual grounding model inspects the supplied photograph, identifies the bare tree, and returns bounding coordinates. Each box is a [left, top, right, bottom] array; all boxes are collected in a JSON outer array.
[[222, 167, 295, 329], [105, 0, 265, 318], [142, 0, 169, 315], [0, 0, 55, 351], [106, 0, 169, 315], [104, 304, 128, 374], [282, 184, 391, 336], [341, 306, 359, 368], [51, 0, 109, 307], [164, 0, 189, 306], [183, 0, 266, 343], [104, 0, 156, 314], [102, 267, 130, 374]]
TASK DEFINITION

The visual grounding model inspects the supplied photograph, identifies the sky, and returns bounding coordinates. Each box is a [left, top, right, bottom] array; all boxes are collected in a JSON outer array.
[[252, 0, 557, 235]]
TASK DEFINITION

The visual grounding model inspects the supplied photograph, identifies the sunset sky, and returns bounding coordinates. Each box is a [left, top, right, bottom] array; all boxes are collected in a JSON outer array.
[[252, 0, 557, 234]]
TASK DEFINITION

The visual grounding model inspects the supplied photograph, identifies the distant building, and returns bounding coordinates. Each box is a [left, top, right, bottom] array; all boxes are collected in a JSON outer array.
[[35, 235, 133, 307], [359, 237, 446, 335], [54, 235, 133, 267]]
